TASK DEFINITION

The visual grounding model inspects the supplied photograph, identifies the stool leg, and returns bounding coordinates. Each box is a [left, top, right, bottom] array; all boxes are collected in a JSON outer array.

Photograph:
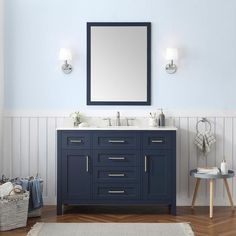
[[223, 178, 234, 210], [209, 179, 214, 218], [191, 178, 201, 209]]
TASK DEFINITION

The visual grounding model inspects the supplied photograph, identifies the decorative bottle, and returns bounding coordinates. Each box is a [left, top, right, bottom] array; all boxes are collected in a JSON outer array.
[[220, 160, 228, 175], [158, 108, 165, 127]]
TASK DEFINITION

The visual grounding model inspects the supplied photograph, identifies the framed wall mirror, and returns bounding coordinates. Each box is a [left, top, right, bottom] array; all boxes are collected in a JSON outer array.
[[87, 22, 151, 105]]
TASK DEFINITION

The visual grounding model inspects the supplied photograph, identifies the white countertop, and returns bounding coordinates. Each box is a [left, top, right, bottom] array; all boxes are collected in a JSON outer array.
[[56, 126, 177, 131]]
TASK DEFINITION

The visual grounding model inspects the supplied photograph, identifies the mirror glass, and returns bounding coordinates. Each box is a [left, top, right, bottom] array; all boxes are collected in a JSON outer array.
[[87, 22, 151, 105]]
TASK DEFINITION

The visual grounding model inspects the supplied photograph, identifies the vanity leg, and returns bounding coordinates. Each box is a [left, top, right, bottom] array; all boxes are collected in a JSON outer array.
[[171, 205, 176, 215], [168, 204, 171, 213], [57, 204, 63, 215]]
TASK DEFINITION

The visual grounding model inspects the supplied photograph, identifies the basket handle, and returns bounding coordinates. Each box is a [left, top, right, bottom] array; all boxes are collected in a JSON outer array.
[[8, 187, 24, 196]]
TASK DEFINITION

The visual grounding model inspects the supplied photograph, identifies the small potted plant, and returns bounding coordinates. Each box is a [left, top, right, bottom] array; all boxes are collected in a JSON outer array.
[[70, 111, 81, 127]]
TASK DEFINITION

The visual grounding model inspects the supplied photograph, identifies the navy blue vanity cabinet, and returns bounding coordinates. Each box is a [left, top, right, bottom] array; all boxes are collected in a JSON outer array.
[[93, 132, 140, 149], [61, 150, 92, 200], [92, 131, 140, 202], [142, 149, 171, 200], [57, 129, 176, 215], [142, 131, 176, 214], [57, 131, 92, 215]]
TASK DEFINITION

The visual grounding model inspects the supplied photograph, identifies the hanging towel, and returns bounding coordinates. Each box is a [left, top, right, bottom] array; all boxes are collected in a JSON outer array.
[[194, 132, 216, 153], [20, 178, 43, 212]]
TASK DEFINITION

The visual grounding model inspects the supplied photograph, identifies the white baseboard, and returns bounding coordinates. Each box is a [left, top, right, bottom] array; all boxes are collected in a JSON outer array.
[[43, 196, 56, 205]]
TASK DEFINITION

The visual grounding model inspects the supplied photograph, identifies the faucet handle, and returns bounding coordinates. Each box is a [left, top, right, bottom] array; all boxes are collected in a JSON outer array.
[[126, 117, 136, 126], [103, 118, 111, 126]]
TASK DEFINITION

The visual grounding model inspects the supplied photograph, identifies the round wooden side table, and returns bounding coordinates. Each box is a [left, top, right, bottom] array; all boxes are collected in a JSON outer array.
[[190, 169, 235, 218]]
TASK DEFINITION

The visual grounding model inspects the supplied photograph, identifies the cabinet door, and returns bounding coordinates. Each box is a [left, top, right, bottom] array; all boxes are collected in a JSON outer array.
[[142, 150, 171, 200], [61, 150, 91, 200]]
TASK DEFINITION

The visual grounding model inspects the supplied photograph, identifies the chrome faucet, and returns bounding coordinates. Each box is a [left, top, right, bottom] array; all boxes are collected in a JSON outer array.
[[116, 111, 121, 126]]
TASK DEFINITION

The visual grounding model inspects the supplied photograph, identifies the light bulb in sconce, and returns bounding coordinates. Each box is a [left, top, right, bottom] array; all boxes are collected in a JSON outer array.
[[59, 48, 73, 74], [165, 48, 178, 74]]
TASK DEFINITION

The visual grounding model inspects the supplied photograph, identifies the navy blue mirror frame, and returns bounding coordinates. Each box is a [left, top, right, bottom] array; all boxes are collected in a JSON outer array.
[[87, 22, 151, 106]]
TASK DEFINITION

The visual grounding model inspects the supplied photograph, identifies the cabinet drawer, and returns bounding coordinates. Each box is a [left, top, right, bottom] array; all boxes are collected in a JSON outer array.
[[143, 132, 173, 149], [94, 167, 138, 183], [93, 132, 140, 149], [94, 183, 139, 200], [62, 132, 91, 149], [94, 150, 139, 167]]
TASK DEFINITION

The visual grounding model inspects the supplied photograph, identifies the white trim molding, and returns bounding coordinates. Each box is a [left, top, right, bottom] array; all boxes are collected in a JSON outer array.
[[5, 109, 236, 118]]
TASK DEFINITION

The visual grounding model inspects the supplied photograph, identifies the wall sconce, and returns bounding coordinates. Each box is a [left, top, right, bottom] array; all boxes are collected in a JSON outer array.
[[165, 48, 178, 74], [59, 48, 73, 74]]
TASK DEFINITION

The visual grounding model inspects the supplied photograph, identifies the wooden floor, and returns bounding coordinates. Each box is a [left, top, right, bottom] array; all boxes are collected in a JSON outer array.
[[1, 206, 236, 236]]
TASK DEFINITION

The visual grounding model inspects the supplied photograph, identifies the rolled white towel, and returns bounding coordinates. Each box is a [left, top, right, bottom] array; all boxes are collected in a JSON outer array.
[[13, 185, 23, 194], [197, 167, 220, 175], [0, 182, 14, 198]]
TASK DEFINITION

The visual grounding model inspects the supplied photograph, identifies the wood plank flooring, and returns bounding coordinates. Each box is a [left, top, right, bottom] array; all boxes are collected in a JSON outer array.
[[0, 206, 236, 236]]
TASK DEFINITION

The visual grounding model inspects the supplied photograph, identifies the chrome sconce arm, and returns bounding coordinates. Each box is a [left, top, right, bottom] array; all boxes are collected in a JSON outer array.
[[61, 60, 73, 74], [165, 48, 178, 74], [59, 48, 73, 74], [165, 59, 177, 74]]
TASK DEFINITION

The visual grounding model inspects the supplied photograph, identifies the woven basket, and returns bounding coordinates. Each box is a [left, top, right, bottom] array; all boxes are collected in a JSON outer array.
[[0, 191, 29, 231]]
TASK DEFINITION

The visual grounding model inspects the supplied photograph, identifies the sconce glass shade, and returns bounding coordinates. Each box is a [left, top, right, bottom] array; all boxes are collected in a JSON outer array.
[[165, 48, 178, 61], [59, 48, 72, 61]]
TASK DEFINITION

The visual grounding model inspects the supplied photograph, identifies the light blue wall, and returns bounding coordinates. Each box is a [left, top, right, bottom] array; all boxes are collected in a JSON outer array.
[[4, 0, 236, 110], [0, 0, 3, 113]]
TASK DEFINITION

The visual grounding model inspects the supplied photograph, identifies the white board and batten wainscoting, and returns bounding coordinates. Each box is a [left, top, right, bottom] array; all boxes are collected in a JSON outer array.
[[1, 110, 236, 206]]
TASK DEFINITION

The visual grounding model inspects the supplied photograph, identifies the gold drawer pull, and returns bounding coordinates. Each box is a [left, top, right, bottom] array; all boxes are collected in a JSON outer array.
[[70, 139, 82, 143], [108, 140, 125, 143], [108, 157, 125, 160], [108, 173, 125, 177], [108, 190, 125, 194], [151, 140, 163, 143]]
